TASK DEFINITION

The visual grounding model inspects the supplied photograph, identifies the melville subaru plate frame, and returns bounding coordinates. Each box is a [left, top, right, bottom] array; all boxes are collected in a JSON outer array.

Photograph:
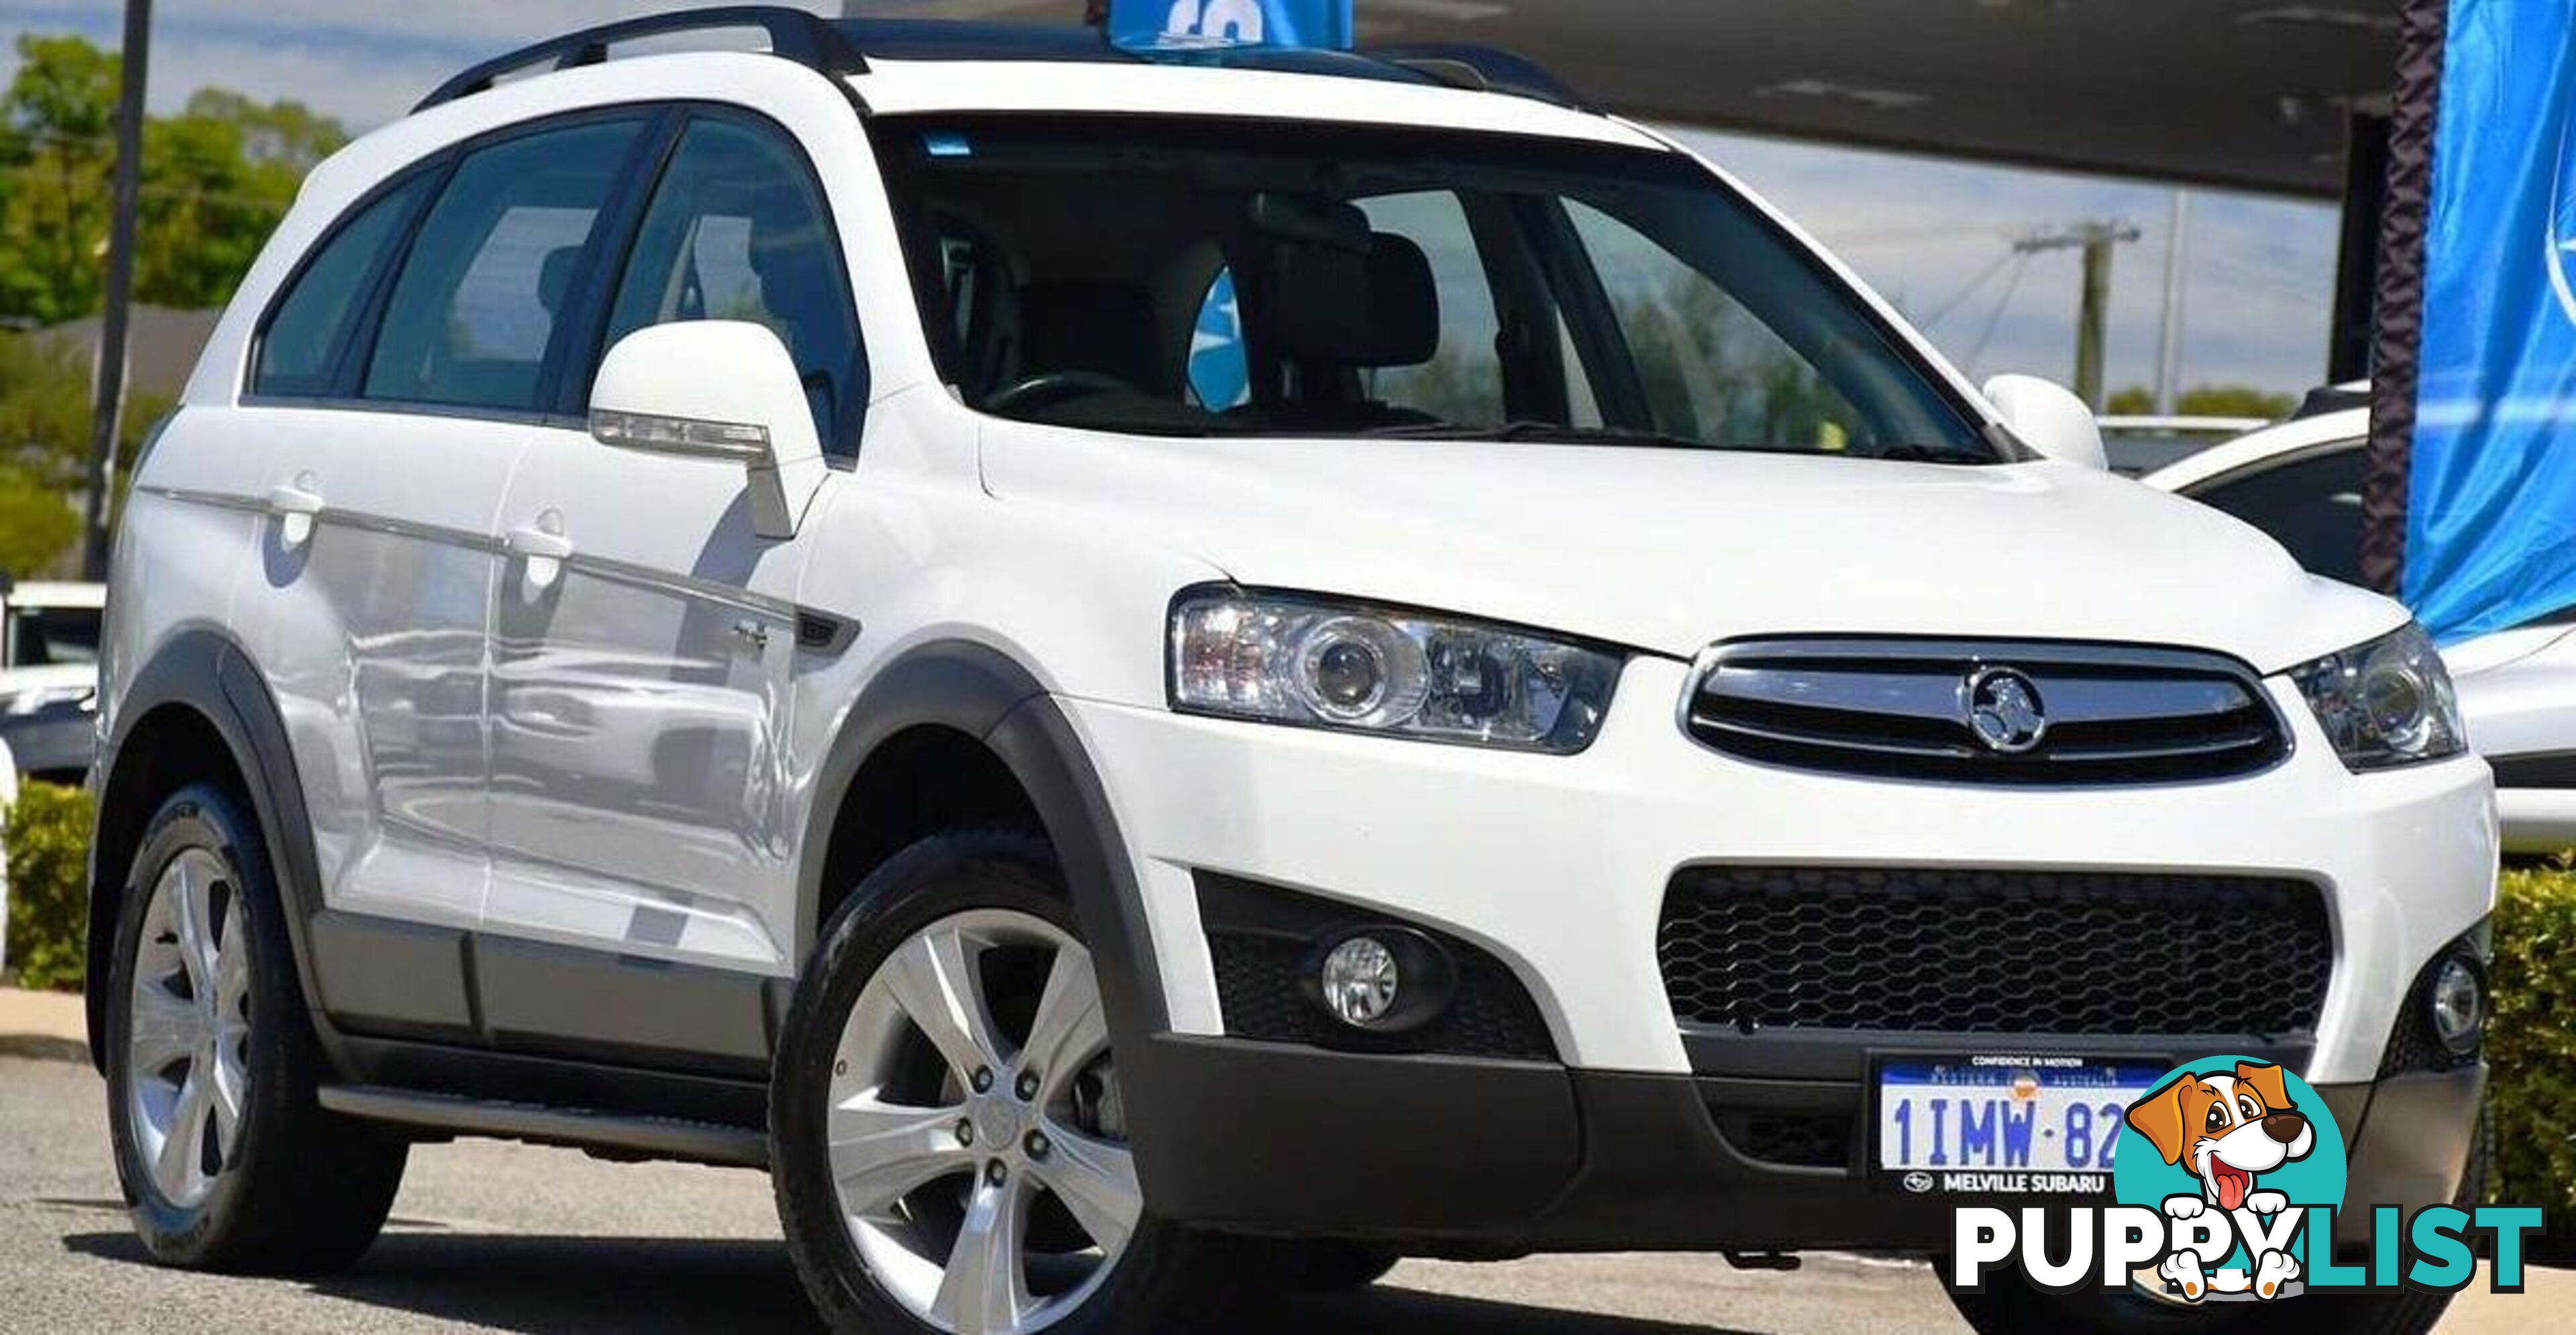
[[1871, 1052, 2176, 1197]]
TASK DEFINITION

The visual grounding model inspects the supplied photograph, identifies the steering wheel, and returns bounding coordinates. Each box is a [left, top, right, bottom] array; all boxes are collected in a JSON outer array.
[[983, 371, 1140, 415]]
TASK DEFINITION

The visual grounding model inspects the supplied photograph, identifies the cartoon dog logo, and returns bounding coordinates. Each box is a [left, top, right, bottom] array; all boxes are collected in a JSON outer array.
[[2124, 1060, 2315, 1301]]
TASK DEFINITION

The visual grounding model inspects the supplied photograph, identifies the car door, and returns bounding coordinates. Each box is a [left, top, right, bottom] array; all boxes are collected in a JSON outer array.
[[482, 109, 863, 1004], [246, 113, 654, 939]]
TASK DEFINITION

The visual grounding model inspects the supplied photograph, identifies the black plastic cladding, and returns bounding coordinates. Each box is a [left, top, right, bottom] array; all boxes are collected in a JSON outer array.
[[1658, 865, 2334, 1038]]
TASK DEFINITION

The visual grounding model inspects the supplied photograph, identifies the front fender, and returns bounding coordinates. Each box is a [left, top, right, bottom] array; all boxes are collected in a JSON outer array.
[[794, 640, 1170, 1044]]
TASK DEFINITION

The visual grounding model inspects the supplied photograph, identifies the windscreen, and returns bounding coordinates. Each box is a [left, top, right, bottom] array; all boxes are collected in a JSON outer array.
[[872, 117, 1996, 462]]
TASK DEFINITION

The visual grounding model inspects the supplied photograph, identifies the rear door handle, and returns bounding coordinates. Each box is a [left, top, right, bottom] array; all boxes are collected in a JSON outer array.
[[269, 474, 323, 549], [506, 513, 575, 596]]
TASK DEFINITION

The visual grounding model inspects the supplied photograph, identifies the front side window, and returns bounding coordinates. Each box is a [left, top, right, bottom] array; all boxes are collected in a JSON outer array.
[[1350, 191, 1505, 427], [875, 117, 1988, 461], [254, 175, 431, 397], [2187, 445, 2367, 586], [1568, 201, 1869, 453], [364, 117, 646, 413], [600, 116, 862, 455]]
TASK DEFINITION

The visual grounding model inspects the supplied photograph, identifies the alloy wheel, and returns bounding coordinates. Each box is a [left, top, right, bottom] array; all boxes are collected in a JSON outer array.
[[125, 848, 252, 1210], [826, 908, 1142, 1335]]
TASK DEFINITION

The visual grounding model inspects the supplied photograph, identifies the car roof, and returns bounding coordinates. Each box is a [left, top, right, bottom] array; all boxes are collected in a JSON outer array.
[[0, 582, 105, 610], [2139, 406, 2367, 494]]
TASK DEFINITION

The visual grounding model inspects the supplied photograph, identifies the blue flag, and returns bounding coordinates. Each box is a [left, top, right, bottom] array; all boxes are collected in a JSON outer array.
[[2410, 0, 2576, 641], [1105, 0, 1353, 52]]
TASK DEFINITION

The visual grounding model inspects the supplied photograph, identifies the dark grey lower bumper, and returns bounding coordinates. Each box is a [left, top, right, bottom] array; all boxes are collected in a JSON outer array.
[[1122, 1033, 2483, 1253]]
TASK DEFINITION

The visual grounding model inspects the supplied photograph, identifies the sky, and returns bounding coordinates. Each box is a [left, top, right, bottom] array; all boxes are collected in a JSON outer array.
[[0, 1, 2345, 399]]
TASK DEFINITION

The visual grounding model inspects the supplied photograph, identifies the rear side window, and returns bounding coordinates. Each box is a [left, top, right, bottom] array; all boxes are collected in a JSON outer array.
[[254, 176, 429, 397], [364, 118, 646, 413]]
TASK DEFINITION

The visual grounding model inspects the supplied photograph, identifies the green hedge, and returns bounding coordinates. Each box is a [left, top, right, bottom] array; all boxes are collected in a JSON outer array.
[[2493, 866, 2575, 1219], [3, 782, 94, 993]]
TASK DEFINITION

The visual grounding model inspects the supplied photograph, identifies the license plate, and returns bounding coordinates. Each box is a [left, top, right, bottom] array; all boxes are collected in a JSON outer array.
[[1873, 1055, 2167, 1196]]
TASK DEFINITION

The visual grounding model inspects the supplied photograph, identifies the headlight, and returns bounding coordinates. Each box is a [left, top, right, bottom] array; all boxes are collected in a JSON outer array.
[[1169, 589, 1621, 753], [2289, 623, 2467, 771]]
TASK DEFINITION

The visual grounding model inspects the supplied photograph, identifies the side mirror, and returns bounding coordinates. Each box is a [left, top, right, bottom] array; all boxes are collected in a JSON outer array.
[[590, 321, 826, 540], [1982, 374, 2108, 470]]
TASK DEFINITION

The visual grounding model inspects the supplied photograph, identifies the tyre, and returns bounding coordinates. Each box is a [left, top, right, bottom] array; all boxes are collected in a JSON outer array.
[[1945, 1104, 2489, 1335], [773, 831, 1237, 1334], [103, 784, 409, 1273]]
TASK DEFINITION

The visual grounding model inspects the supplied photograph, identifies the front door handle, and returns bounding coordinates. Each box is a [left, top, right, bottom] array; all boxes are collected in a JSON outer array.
[[269, 473, 323, 549], [506, 512, 576, 597]]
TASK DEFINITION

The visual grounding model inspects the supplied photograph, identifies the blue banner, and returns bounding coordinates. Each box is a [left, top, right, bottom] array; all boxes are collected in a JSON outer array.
[[1106, 0, 1353, 52], [2410, 0, 2576, 641]]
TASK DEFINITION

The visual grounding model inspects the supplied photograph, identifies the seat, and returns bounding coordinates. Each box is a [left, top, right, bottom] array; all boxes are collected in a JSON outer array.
[[1016, 281, 1175, 397], [1248, 229, 1443, 431]]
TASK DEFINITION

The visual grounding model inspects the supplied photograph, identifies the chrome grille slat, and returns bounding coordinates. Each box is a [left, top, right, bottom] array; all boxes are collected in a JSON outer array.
[[1682, 638, 2290, 786]]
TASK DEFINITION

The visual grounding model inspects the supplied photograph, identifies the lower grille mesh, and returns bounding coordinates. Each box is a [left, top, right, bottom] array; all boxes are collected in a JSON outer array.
[[1659, 866, 2332, 1037]]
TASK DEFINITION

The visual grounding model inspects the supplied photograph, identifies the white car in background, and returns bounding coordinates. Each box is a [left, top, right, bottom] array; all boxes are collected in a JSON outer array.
[[0, 581, 105, 708], [0, 582, 105, 781], [2145, 405, 2576, 852], [2095, 413, 2271, 477]]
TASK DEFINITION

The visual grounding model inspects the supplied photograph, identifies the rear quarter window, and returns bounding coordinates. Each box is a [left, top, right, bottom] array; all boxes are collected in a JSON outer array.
[[253, 175, 432, 397]]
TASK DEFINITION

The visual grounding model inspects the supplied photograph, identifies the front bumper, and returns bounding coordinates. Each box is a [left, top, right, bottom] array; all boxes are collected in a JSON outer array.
[[1122, 1034, 2485, 1251], [1066, 652, 2496, 1244], [1065, 656, 2496, 1085]]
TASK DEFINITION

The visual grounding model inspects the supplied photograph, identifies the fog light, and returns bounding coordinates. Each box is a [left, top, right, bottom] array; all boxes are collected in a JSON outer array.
[[1320, 936, 1401, 1029], [2428, 956, 2485, 1055]]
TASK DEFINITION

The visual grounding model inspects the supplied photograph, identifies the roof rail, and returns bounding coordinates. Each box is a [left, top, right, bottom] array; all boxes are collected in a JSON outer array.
[[1362, 42, 1593, 112], [415, 6, 867, 114]]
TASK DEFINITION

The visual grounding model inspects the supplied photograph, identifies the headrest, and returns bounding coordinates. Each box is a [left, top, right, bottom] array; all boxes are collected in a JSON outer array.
[[1261, 231, 1439, 368], [538, 246, 582, 317], [1019, 281, 1172, 394]]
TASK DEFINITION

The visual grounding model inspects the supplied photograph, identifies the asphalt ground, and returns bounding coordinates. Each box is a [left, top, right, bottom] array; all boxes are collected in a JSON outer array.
[[0, 1055, 2555, 1334]]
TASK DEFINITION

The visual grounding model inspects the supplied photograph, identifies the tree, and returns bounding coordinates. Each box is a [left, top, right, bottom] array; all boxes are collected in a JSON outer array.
[[2176, 384, 2296, 419], [2106, 384, 2296, 419], [0, 331, 166, 577], [0, 468, 78, 578], [0, 35, 118, 325], [0, 34, 350, 324]]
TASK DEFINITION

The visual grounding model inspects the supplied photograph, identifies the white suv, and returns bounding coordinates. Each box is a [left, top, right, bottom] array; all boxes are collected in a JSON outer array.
[[87, 12, 2493, 1335]]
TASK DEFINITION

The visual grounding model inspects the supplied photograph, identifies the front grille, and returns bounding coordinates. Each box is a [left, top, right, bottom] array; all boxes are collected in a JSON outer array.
[[1684, 639, 2289, 786], [1659, 866, 2332, 1038]]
